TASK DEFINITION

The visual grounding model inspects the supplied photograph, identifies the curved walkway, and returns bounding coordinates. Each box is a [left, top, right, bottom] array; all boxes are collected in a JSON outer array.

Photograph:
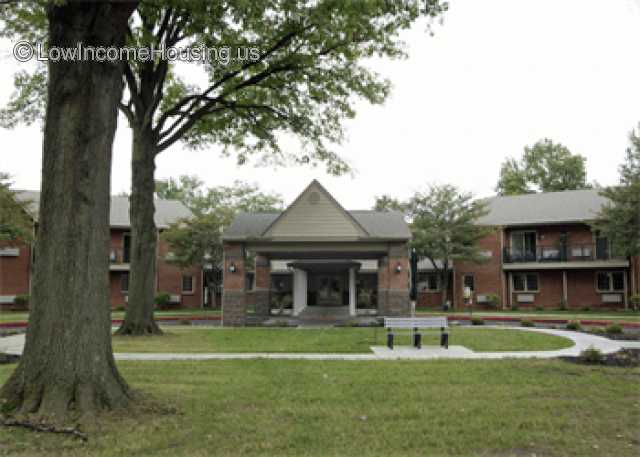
[[0, 327, 636, 361]]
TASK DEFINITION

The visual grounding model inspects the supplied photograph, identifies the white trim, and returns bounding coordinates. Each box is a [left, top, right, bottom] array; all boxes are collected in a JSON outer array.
[[595, 270, 625, 293], [511, 272, 540, 293], [181, 275, 195, 294]]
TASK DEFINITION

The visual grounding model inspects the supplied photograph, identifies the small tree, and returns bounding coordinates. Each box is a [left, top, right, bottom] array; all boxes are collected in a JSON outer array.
[[594, 124, 640, 258], [409, 184, 491, 308], [160, 177, 283, 306], [0, 173, 33, 243], [496, 139, 591, 195]]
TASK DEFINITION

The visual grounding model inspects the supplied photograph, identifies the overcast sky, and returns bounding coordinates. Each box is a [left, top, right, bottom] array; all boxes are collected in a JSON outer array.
[[1, 0, 639, 209]]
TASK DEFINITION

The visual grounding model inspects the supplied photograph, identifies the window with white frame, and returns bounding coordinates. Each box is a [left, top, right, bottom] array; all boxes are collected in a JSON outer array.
[[181, 275, 195, 294], [418, 272, 440, 292], [512, 273, 539, 292], [596, 271, 624, 292]]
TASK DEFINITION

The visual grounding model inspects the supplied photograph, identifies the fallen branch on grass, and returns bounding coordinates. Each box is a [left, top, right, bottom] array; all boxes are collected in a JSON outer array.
[[2, 418, 88, 442]]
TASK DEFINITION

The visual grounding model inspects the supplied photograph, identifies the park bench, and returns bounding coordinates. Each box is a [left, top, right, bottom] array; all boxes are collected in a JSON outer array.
[[384, 317, 449, 350]]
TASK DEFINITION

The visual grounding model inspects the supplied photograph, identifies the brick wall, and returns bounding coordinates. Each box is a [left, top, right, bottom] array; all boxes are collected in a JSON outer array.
[[454, 229, 504, 309], [222, 243, 247, 325], [0, 242, 31, 308], [156, 234, 202, 308]]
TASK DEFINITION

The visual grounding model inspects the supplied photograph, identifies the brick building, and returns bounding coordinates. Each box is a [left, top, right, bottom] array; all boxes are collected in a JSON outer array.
[[419, 189, 638, 310], [0, 192, 203, 309], [221, 183, 638, 326]]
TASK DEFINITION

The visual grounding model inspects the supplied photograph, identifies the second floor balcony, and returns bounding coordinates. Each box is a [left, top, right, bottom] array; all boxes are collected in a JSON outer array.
[[503, 243, 628, 266]]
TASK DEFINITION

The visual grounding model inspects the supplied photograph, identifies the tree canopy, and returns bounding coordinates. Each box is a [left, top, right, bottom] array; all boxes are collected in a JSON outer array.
[[159, 176, 283, 270], [496, 139, 590, 195], [408, 184, 490, 306], [594, 125, 640, 257], [0, 173, 33, 243], [373, 194, 407, 213]]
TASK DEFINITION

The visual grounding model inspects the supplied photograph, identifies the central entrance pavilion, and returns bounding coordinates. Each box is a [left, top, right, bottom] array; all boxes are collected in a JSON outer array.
[[221, 180, 412, 326]]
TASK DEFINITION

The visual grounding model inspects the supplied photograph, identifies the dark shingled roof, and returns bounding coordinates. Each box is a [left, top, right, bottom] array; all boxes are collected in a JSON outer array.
[[223, 210, 411, 240], [477, 189, 609, 226], [15, 191, 192, 228]]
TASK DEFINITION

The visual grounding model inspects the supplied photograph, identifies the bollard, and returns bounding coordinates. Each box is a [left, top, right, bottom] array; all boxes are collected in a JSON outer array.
[[413, 329, 422, 349], [440, 327, 449, 349], [387, 330, 394, 350]]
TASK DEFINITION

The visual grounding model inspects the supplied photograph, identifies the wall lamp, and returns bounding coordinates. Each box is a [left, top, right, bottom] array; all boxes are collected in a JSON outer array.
[[395, 263, 402, 273], [229, 263, 237, 273]]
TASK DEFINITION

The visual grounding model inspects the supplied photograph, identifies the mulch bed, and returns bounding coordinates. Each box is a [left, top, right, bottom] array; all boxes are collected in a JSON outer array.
[[561, 349, 640, 368]]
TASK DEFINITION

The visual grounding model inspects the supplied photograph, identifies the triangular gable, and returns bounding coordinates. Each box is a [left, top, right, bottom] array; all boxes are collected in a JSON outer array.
[[262, 180, 369, 239]]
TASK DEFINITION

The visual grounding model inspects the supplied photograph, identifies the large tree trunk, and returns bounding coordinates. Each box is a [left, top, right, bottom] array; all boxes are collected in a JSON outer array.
[[116, 127, 161, 335], [0, 1, 137, 419], [440, 268, 450, 309]]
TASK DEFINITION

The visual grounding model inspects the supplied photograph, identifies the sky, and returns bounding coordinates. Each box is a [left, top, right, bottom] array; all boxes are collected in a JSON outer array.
[[1, 0, 639, 209]]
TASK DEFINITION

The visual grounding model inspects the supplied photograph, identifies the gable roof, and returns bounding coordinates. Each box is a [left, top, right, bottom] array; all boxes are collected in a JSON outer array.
[[223, 180, 411, 241], [477, 188, 609, 226], [14, 191, 191, 229], [261, 180, 370, 239]]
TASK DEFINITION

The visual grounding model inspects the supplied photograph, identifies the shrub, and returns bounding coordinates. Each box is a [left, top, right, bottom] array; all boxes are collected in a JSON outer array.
[[630, 294, 640, 311], [605, 323, 623, 335], [484, 294, 500, 309], [535, 305, 544, 311], [520, 319, 534, 327], [590, 327, 605, 335], [581, 306, 591, 312], [510, 304, 519, 311], [178, 318, 192, 326], [471, 317, 484, 326], [579, 346, 603, 364], [566, 320, 582, 331], [12, 294, 29, 309], [154, 292, 171, 308]]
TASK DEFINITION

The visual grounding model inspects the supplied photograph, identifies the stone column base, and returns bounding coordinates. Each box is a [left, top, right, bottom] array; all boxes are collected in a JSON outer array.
[[378, 289, 410, 316], [222, 290, 247, 326], [247, 289, 270, 323]]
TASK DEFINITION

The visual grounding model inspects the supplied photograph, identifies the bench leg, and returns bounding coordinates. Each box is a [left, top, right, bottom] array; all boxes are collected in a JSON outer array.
[[440, 327, 449, 349], [387, 329, 394, 350], [413, 329, 422, 349]]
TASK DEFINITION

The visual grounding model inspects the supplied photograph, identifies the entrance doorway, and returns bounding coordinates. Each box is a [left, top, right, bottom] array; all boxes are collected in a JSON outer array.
[[313, 273, 346, 306]]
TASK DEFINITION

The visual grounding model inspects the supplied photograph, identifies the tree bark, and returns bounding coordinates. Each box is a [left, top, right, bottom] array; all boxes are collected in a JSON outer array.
[[115, 127, 162, 335], [0, 1, 137, 419]]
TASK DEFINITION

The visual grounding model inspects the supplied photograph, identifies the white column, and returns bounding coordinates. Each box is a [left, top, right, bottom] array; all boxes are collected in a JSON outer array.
[[293, 268, 307, 316], [348, 267, 357, 317]]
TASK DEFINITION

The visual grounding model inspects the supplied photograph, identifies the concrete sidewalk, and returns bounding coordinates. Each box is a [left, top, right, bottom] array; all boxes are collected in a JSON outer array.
[[0, 327, 634, 361]]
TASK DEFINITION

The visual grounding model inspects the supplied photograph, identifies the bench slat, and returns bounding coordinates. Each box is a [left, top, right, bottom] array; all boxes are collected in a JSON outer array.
[[384, 317, 448, 329]]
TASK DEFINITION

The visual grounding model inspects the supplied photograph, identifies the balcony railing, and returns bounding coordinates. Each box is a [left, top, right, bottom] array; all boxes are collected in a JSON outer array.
[[503, 244, 625, 263], [109, 248, 130, 264]]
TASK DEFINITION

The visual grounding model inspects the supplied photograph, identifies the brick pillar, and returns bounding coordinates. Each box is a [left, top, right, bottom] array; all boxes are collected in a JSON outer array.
[[222, 243, 246, 326], [377, 243, 410, 316], [251, 253, 271, 320]]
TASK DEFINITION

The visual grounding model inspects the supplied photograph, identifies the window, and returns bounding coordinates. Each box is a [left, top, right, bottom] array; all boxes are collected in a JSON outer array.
[[511, 231, 537, 261], [181, 275, 194, 293], [418, 272, 439, 292], [596, 271, 624, 292], [595, 235, 610, 260], [120, 273, 129, 292], [463, 274, 475, 292], [512, 273, 539, 292], [123, 233, 131, 263]]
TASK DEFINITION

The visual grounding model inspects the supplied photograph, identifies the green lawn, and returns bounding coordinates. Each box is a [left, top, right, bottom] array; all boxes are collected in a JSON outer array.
[[0, 309, 220, 324], [0, 359, 638, 456], [418, 309, 640, 322], [111, 327, 573, 353]]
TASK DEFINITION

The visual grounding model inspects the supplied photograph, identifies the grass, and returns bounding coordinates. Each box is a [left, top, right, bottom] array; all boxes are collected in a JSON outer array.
[[0, 309, 221, 324], [0, 359, 638, 456], [418, 309, 640, 322], [111, 327, 573, 353]]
